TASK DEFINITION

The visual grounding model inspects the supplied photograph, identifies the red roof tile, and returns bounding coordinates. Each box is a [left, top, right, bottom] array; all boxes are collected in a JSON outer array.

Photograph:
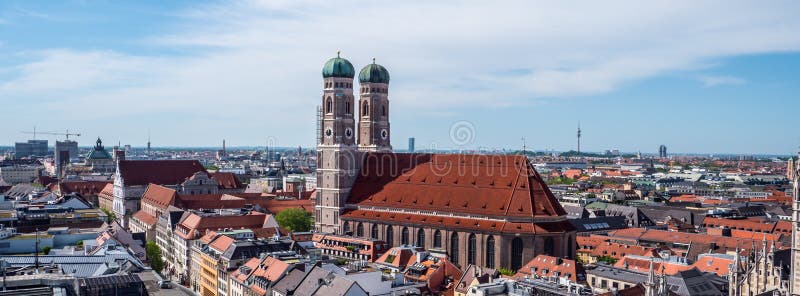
[[141, 184, 178, 210], [210, 172, 243, 189], [57, 181, 111, 196], [98, 183, 114, 202], [347, 153, 566, 218], [209, 235, 235, 252], [514, 254, 585, 283], [118, 160, 206, 186], [175, 212, 268, 239], [131, 210, 157, 227]]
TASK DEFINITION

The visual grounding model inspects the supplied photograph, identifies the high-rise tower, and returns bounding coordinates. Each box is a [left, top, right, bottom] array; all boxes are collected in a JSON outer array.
[[576, 123, 581, 154], [357, 58, 392, 152], [315, 52, 359, 234]]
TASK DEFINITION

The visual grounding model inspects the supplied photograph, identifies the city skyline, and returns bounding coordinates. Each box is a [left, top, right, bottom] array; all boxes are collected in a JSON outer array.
[[1, 1, 800, 154]]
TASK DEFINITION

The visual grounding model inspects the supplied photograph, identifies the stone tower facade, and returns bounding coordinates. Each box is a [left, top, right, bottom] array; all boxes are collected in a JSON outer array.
[[315, 53, 359, 234], [357, 59, 392, 152]]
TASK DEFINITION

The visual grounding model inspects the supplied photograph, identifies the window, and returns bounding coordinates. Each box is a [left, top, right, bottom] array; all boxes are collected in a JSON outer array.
[[567, 236, 574, 259], [485, 235, 495, 268], [450, 232, 459, 264], [544, 236, 554, 256], [345, 101, 350, 114], [325, 98, 332, 114], [401, 227, 409, 245], [343, 222, 350, 234], [382, 105, 386, 117], [386, 227, 394, 246], [417, 229, 425, 247], [467, 233, 477, 265], [362, 102, 369, 117], [433, 230, 442, 248], [356, 223, 364, 237], [371, 224, 379, 239], [511, 237, 523, 270]]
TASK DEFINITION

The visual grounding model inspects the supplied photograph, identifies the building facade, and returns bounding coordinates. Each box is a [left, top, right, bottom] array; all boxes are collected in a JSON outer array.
[[315, 53, 360, 234], [313, 54, 575, 271], [792, 147, 800, 295]]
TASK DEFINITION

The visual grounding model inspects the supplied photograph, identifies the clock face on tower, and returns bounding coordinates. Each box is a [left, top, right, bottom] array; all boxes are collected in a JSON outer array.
[[325, 128, 333, 138], [345, 128, 353, 139], [380, 129, 388, 140]]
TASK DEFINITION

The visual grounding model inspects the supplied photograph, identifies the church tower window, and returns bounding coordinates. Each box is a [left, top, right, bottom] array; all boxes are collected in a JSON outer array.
[[326, 98, 332, 114]]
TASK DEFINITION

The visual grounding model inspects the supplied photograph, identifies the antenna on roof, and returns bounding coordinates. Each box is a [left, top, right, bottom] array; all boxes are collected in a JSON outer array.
[[521, 137, 527, 155]]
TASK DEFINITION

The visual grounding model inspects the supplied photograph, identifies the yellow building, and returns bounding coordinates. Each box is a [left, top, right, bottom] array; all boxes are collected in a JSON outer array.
[[199, 251, 219, 296]]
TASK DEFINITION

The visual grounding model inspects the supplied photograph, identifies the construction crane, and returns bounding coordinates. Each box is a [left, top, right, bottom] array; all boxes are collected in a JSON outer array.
[[21, 128, 81, 140]]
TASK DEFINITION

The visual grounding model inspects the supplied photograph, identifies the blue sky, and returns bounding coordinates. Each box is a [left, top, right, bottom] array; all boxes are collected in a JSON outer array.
[[1, 1, 799, 155]]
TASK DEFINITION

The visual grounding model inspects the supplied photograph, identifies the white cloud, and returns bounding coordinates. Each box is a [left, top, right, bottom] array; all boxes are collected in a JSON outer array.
[[697, 75, 747, 87], [1, 1, 800, 145]]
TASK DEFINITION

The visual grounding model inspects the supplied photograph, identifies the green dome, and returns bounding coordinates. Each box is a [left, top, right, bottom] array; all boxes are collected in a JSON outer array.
[[358, 60, 390, 84], [322, 52, 355, 78]]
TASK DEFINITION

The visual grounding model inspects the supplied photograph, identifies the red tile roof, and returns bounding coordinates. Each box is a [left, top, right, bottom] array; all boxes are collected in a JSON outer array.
[[175, 212, 268, 240], [131, 210, 157, 227], [691, 256, 733, 276], [209, 235, 235, 252], [253, 256, 289, 282], [141, 184, 178, 210], [608, 227, 782, 254], [376, 247, 418, 269], [139, 185, 313, 215], [703, 217, 789, 235], [347, 153, 567, 218], [514, 254, 585, 283], [118, 160, 206, 186], [55, 181, 111, 196], [98, 183, 114, 202], [210, 172, 243, 189], [614, 257, 691, 275], [591, 242, 656, 261]]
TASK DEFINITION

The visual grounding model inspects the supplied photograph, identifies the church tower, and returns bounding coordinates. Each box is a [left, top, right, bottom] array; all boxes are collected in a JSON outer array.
[[315, 52, 359, 234], [357, 59, 392, 152], [792, 147, 800, 294]]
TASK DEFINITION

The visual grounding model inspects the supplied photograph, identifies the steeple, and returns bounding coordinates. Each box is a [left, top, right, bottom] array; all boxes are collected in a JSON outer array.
[[645, 258, 657, 296], [357, 58, 392, 152], [316, 52, 359, 234]]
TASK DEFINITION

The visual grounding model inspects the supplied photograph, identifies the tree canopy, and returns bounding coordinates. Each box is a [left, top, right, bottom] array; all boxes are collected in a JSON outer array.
[[275, 208, 313, 232], [146, 241, 165, 273]]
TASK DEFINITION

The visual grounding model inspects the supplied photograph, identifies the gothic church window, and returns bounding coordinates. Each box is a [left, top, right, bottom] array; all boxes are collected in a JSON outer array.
[[326, 98, 332, 114]]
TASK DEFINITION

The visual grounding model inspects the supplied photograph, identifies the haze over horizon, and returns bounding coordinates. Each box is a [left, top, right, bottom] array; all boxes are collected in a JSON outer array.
[[1, 1, 799, 155]]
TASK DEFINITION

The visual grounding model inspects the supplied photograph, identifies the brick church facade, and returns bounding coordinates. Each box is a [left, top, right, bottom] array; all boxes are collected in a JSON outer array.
[[314, 53, 575, 271]]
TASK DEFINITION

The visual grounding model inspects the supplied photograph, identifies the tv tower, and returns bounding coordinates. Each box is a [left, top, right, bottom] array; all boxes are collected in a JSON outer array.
[[577, 122, 581, 153]]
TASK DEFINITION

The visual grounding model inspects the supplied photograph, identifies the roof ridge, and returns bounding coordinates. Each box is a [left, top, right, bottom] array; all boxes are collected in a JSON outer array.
[[503, 159, 524, 217]]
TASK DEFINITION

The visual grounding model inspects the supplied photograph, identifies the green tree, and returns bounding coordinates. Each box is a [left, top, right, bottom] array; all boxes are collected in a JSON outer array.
[[597, 255, 618, 264], [42, 246, 51, 255], [146, 241, 165, 273], [497, 267, 515, 276], [276, 208, 313, 232], [101, 208, 116, 222]]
